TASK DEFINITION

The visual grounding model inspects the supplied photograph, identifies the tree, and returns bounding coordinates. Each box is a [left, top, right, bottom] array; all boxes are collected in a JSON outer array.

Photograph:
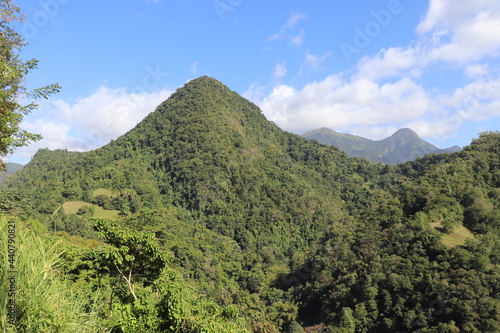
[[0, 0, 60, 170], [91, 219, 168, 301]]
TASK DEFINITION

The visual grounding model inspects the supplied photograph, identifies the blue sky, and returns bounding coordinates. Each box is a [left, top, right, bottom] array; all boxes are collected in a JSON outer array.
[[10, 0, 500, 163]]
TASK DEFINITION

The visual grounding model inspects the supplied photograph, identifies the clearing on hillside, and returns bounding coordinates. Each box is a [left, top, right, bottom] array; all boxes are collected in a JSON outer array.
[[431, 221, 475, 247], [92, 188, 117, 197], [58, 201, 120, 220], [441, 225, 475, 247]]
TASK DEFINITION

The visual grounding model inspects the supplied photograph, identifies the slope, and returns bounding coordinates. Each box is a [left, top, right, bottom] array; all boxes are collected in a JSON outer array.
[[2, 76, 388, 331], [4, 76, 383, 257], [303, 127, 462, 164], [3, 77, 500, 332], [294, 131, 500, 331]]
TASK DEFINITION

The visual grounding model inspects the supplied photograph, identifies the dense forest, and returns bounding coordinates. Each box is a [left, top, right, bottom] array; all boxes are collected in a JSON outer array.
[[1, 76, 500, 332]]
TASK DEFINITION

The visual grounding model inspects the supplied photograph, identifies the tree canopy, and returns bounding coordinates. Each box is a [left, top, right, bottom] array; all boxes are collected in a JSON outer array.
[[0, 0, 60, 170]]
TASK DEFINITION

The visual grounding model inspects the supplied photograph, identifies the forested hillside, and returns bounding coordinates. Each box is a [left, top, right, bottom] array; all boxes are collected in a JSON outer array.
[[1, 77, 500, 332]]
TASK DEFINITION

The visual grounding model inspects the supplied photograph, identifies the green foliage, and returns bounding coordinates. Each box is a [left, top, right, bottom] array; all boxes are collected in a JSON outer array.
[[55, 217, 249, 332], [0, 1, 60, 170], [0, 216, 106, 332], [156, 268, 248, 332], [0, 190, 27, 215], [77, 204, 95, 216], [90, 219, 168, 300], [2, 77, 500, 332]]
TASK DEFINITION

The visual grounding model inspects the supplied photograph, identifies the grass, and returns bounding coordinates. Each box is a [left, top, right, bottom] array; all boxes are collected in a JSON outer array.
[[0, 217, 108, 332], [441, 225, 475, 248], [430, 220, 474, 248], [92, 188, 117, 197], [59, 201, 120, 220]]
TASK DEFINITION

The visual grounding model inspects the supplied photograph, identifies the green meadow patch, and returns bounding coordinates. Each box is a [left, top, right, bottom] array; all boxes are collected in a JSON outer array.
[[59, 201, 120, 220], [431, 221, 475, 247], [92, 188, 117, 198], [441, 225, 475, 248]]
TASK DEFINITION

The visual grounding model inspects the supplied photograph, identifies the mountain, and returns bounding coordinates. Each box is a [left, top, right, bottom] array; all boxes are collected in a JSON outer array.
[[6, 76, 360, 247], [302, 127, 462, 164], [0, 161, 24, 182], [2, 77, 500, 332]]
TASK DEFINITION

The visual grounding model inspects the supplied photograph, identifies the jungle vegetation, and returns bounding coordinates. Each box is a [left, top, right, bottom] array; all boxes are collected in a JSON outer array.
[[1, 75, 500, 332]]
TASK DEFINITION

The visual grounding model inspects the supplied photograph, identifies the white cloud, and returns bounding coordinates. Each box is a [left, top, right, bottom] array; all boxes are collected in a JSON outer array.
[[418, 0, 500, 62], [304, 51, 333, 70], [242, 84, 267, 104], [259, 75, 431, 134], [426, 10, 500, 63], [352, 0, 500, 81], [268, 12, 308, 45], [273, 61, 287, 79], [285, 12, 308, 30], [11, 86, 171, 163], [290, 30, 305, 46], [355, 47, 420, 81], [404, 75, 500, 145], [258, 72, 500, 144], [261, 80, 498, 143], [255, 0, 500, 146], [465, 64, 490, 79], [417, 0, 494, 34], [349, 125, 401, 141]]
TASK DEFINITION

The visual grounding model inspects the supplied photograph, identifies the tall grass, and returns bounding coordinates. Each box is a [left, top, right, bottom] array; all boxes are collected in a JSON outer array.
[[0, 216, 108, 332]]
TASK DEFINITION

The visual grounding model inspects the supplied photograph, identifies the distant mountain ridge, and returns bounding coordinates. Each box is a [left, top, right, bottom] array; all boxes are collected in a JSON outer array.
[[0, 162, 24, 182], [302, 127, 462, 164]]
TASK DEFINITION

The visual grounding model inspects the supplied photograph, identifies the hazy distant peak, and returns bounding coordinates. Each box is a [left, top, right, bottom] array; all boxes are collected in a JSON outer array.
[[303, 127, 462, 164], [390, 128, 419, 138]]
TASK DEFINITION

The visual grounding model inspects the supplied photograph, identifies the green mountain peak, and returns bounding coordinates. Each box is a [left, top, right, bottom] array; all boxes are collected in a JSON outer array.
[[5, 76, 352, 248], [120, 76, 277, 153]]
